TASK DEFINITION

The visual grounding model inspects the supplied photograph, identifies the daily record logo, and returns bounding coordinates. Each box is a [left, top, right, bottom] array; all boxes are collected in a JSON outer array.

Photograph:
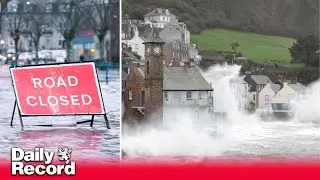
[[11, 148, 75, 176]]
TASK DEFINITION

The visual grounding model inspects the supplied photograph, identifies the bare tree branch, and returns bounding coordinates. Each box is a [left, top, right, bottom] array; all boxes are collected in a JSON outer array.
[[52, 0, 83, 62], [23, 2, 50, 63], [82, 0, 111, 60], [3, 2, 26, 59]]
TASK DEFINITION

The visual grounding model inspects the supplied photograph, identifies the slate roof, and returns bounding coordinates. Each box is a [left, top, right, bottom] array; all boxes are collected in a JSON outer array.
[[288, 83, 307, 93], [143, 28, 165, 44], [163, 66, 213, 91], [251, 75, 272, 85], [270, 83, 281, 93]]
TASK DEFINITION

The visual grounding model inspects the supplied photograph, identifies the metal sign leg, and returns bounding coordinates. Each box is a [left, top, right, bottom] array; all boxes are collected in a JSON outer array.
[[104, 114, 110, 129], [10, 99, 17, 127], [90, 115, 95, 127], [17, 109, 24, 130]]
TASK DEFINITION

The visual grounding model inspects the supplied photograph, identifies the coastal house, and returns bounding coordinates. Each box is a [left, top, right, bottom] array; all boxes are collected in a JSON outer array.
[[123, 61, 146, 123], [143, 8, 179, 28], [244, 74, 273, 111], [271, 82, 307, 113], [125, 24, 153, 60], [163, 61, 214, 120], [258, 83, 281, 110]]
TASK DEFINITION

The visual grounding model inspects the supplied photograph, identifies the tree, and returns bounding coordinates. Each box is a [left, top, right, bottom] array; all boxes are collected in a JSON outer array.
[[231, 41, 240, 53], [23, 3, 49, 64], [289, 34, 319, 66], [3, 2, 25, 60], [230, 41, 240, 63], [84, 0, 111, 60], [54, 0, 83, 62]]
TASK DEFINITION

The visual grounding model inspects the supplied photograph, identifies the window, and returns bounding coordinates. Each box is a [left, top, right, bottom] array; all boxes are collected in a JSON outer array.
[[265, 95, 269, 101], [186, 91, 192, 100], [46, 3, 52, 13], [253, 94, 255, 101], [129, 90, 132, 100], [134, 44, 139, 50], [164, 92, 168, 100], [58, 40, 63, 46], [199, 92, 202, 99]]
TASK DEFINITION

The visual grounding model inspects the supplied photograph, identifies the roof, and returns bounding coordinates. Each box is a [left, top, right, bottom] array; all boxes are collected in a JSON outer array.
[[270, 83, 281, 93], [143, 29, 165, 44], [164, 66, 213, 91], [122, 50, 141, 62], [144, 8, 175, 17], [287, 83, 307, 93], [251, 75, 272, 85], [230, 76, 247, 84]]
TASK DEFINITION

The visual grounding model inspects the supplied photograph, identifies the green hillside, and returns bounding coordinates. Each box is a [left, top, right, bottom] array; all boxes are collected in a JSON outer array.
[[191, 29, 299, 67]]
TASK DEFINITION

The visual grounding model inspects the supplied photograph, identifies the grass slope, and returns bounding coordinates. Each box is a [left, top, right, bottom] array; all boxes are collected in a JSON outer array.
[[191, 29, 301, 67]]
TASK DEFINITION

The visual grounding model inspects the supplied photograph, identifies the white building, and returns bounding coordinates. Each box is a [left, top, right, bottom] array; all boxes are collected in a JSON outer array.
[[188, 44, 202, 63], [163, 61, 214, 120], [271, 82, 307, 112], [143, 8, 179, 28], [144, 8, 190, 45], [258, 83, 281, 110]]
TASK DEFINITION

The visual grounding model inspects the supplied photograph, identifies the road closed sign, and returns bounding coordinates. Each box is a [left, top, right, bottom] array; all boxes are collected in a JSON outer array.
[[10, 63, 105, 115]]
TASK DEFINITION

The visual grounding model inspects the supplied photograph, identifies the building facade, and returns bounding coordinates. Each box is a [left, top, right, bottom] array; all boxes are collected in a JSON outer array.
[[258, 83, 281, 110], [271, 82, 307, 113], [143, 8, 178, 28]]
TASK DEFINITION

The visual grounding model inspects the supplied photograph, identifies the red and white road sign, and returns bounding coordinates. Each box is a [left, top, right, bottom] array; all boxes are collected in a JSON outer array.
[[10, 63, 105, 115]]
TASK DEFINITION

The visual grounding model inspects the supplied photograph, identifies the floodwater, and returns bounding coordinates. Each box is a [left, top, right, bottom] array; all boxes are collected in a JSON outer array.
[[122, 64, 320, 159], [0, 65, 120, 161]]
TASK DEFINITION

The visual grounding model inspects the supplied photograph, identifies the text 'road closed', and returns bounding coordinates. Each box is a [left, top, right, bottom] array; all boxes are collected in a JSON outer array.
[[27, 76, 92, 107], [11, 63, 104, 115]]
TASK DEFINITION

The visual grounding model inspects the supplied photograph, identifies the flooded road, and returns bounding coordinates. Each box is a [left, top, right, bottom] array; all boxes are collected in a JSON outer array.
[[0, 65, 120, 161]]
